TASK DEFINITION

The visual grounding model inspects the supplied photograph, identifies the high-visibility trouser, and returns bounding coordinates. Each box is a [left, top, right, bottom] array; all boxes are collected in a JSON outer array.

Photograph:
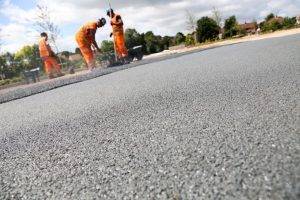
[[78, 45, 95, 68], [113, 31, 128, 58], [42, 56, 61, 75]]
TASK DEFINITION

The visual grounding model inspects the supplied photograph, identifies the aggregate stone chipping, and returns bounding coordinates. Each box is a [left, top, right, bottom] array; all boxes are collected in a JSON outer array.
[[0, 35, 299, 199]]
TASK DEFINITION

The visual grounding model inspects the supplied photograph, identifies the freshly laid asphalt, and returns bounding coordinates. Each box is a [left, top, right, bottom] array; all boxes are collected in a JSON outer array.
[[0, 34, 299, 200]]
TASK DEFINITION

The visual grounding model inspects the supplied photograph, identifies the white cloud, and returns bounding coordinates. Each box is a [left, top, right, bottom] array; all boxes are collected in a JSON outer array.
[[0, 0, 300, 53]]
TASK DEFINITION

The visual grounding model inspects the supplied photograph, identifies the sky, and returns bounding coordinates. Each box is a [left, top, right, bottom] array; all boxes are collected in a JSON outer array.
[[0, 0, 299, 53]]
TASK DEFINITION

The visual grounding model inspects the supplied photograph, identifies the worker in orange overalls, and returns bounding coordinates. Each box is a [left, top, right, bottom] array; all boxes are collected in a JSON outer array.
[[39, 32, 64, 79], [75, 18, 106, 70], [107, 9, 128, 61]]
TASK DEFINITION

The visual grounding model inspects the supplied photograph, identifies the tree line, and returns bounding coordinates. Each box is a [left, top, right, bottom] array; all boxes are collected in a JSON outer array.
[[99, 30, 186, 55]]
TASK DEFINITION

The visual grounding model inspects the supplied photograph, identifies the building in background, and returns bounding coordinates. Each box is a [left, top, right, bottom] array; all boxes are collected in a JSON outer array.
[[238, 22, 258, 35]]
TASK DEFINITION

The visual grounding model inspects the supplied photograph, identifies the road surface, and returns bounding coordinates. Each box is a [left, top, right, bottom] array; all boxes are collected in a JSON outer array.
[[0, 34, 299, 199]]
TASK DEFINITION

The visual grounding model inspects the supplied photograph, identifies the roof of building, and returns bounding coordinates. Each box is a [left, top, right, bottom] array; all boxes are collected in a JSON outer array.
[[239, 22, 257, 31]]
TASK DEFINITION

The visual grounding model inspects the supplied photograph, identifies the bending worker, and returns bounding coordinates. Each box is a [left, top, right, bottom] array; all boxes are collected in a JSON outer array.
[[39, 32, 64, 79], [75, 18, 106, 70], [107, 9, 128, 60]]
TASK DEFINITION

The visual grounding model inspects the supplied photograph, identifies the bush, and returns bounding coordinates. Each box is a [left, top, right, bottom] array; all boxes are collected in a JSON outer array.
[[238, 27, 247, 36], [185, 34, 195, 46], [0, 77, 23, 86], [224, 16, 238, 38], [101, 40, 114, 53], [0, 79, 10, 86], [265, 13, 275, 22], [262, 20, 283, 32], [283, 17, 297, 29], [10, 77, 22, 83], [196, 17, 220, 43]]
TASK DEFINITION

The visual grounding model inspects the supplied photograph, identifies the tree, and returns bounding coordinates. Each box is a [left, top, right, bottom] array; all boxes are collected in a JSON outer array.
[[161, 36, 174, 49], [283, 17, 297, 28], [0, 52, 23, 79], [211, 7, 222, 27], [196, 17, 220, 43], [0, 54, 8, 79], [14, 45, 41, 70], [60, 51, 70, 59], [185, 10, 198, 43], [75, 48, 81, 55], [144, 31, 160, 54], [174, 32, 186, 45], [224, 16, 238, 38], [185, 34, 195, 46], [186, 10, 197, 33], [101, 40, 114, 53], [268, 20, 283, 31], [125, 28, 143, 49], [261, 16, 285, 32], [265, 13, 275, 22]]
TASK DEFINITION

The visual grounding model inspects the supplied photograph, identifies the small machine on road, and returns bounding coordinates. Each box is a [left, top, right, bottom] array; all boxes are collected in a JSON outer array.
[[96, 45, 144, 67]]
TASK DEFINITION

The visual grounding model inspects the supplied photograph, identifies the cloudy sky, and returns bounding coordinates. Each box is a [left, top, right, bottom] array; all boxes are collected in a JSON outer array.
[[0, 0, 299, 53]]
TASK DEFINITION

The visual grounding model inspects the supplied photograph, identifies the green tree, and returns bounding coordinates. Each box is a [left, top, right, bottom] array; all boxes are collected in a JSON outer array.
[[101, 40, 114, 53], [283, 17, 297, 28], [262, 19, 283, 32], [224, 16, 238, 38], [14, 44, 41, 71], [185, 34, 195, 46], [265, 13, 275, 22], [125, 28, 143, 49], [61, 51, 70, 58], [174, 32, 186, 45], [75, 47, 81, 55], [0, 52, 21, 79], [144, 31, 159, 54], [0, 54, 8, 79], [161, 36, 174, 49], [196, 16, 220, 42]]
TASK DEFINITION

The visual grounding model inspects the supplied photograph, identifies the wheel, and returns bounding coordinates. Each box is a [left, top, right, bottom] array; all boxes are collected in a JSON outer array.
[[136, 52, 143, 61]]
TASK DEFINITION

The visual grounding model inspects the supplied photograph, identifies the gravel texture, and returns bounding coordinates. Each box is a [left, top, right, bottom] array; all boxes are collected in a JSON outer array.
[[0, 34, 299, 199]]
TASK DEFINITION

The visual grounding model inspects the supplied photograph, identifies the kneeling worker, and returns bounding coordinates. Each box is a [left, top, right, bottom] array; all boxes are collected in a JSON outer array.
[[107, 9, 128, 61], [39, 32, 64, 79], [75, 18, 106, 70]]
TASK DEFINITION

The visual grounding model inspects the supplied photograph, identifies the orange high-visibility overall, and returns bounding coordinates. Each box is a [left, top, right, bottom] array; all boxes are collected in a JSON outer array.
[[75, 22, 98, 67], [111, 14, 128, 58], [39, 38, 61, 75]]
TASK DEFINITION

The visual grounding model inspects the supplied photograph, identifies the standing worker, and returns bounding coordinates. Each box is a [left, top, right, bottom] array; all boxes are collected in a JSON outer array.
[[75, 18, 106, 71], [39, 32, 64, 79], [107, 9, 128, 62]]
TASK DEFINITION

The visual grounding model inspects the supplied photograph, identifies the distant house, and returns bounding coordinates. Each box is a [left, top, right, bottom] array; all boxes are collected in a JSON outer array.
[[238, 22, 257, 34]]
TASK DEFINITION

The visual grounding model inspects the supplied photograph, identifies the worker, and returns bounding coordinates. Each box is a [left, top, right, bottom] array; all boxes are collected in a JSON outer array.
[[107, 9, 128, 61], [39, 32, 64, 79], [75, 18, 106, 70]]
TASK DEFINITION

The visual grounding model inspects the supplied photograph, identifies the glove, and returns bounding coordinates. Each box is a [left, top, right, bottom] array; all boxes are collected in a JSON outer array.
[[110, 33, 113, 37]]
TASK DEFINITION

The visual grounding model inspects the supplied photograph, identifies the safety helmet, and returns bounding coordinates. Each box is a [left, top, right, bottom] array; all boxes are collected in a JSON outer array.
[[98, 18, 106, 26]]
